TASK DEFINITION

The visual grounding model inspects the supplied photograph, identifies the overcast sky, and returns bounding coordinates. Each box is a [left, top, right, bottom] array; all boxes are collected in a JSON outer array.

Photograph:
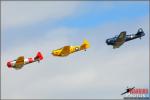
[[1, 1, 149, 99]]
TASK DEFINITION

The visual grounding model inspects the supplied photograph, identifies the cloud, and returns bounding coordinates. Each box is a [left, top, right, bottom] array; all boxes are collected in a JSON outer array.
[[1, 1, 80, 30]]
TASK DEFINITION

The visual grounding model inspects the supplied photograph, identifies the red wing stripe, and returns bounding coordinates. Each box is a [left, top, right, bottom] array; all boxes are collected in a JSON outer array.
[[28, 58, 34, 63]]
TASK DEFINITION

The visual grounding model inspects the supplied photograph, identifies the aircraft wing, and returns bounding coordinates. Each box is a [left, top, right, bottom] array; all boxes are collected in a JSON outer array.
[[15, 56, 24, 69], [113, 31, 126, 48], [60, 46, 70, 56]]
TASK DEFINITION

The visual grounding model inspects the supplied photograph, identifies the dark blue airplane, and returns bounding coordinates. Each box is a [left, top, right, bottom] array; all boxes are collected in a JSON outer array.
[[106, 28, 145, 49]]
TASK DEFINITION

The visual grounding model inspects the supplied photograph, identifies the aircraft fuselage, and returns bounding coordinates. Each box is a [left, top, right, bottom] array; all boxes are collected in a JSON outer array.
[[106, 28, 145, 46]]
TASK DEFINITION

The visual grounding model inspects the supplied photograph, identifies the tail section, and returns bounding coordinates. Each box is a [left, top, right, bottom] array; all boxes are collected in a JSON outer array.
[[34, 52, 43, 62], [80, 39, 90, 51], [136, 28, 145, 39]]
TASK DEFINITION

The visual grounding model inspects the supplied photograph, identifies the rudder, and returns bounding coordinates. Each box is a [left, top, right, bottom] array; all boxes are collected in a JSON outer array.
[[34, 52, 43, 61], [80, 39, 90, 50]]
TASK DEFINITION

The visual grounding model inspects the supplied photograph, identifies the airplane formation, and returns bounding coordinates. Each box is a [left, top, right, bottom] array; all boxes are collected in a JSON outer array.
[[6, 28, 145, 70]]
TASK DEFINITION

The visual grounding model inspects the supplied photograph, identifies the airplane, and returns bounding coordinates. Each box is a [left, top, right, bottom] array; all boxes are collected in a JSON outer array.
[[7, 52, 43, 70], [121, 87, 135, 95], [106, 28, 145, 49], [51, 39, 90, 57]]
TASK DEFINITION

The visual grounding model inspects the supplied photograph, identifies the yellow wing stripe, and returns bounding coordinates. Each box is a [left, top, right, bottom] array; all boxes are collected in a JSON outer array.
[[60, 46, 70, 56], [15, 56, 24, 66]]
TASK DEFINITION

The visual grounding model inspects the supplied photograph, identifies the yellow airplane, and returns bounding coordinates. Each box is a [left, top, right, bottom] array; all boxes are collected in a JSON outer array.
[[51, 39, 90, 57]]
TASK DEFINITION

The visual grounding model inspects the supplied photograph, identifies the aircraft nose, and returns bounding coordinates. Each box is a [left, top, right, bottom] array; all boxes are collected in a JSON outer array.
[[7, 62, 12, 68], [106, 39, 112, 45], [51, 51, 54, 55], [51, 51, 56, 56], [106, 39, 109, 44]]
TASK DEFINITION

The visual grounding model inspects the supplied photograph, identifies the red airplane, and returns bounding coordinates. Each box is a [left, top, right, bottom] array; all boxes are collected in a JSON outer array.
[[7, 52, 43, 70]]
